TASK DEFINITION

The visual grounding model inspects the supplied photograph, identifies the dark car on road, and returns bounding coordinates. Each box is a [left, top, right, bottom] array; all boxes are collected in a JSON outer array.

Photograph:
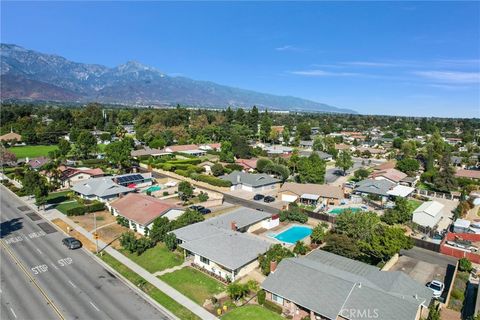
[[253, 194, 265, 201], [264, 196, 275, 203], [62, 237, 82, 250], [199, 208, 211, 215], [189, 205, 205, 211]]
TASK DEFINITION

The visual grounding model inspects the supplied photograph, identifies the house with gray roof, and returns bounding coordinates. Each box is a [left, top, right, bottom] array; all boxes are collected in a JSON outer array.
[[354, 179, 396, 202], [71, 177, 134, 202], [220, 171, 281, 192], [172, 207, 278, 281], [298, 150, 333, 161], [261, 250, 432, 320]]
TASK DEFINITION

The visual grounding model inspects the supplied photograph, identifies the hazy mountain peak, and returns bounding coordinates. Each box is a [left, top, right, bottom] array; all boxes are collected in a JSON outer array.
[[0, 43, 356, 113]]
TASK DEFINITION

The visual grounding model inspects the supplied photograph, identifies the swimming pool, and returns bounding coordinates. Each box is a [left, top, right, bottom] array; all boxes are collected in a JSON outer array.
[[272, 226, 312, 244], [328, 207, 362, 215]]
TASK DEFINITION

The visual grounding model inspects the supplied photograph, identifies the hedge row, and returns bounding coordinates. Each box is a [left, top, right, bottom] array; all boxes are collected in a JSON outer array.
[[263, 300, 282, 314], [65, 202, 105, 216], [194, 174, 232, 187]]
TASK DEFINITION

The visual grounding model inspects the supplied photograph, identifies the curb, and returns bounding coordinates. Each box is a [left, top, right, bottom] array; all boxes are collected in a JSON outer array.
[[1, 184, 179, 320]]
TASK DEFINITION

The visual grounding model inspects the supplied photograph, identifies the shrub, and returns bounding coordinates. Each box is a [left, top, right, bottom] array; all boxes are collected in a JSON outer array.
[[227, 282, 250, 301], [65, 206, 87, 216], [279, 204, 308, 223], [194, 174, 232, 187], [164, 233, 177, 251], [450, 288, 464, 300], [459, 258, 473, 272], [198, 191, 209, 202], [263, 300, 282, 314], [86, 201, 105, 213], [225, 163, 244, 171], [293, 241, 309, 255], [257, 289, 266, 305], [116, 215, 130, 227], [174, 169, 191, 178], [163, 191, 169, 196]]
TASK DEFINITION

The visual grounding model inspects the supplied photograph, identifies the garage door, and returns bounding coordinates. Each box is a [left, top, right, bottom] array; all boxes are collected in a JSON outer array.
[[282, 194, 298, 202]]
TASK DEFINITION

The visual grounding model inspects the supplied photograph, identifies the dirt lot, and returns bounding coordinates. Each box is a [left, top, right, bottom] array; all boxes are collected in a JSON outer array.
[[96, 223, 130, 249], [52, 218, 97, 252], [70, 210, 116, 232]]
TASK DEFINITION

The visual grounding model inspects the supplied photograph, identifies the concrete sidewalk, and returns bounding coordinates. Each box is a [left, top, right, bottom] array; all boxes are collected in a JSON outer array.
[[22, 198, 218, 320]]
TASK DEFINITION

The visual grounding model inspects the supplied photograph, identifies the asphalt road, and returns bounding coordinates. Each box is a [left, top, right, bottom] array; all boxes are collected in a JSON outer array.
[[325, 158, 384, 184], [0, 186, 172, 320]]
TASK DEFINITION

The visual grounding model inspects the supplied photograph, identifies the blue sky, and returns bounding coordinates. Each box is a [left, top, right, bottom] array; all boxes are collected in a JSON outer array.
[[1, 1, 479, 117]]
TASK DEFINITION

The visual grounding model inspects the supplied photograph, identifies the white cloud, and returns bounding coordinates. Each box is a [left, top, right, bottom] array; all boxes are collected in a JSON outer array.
[[289, 69, 360, 77], [275, 45, 303, 52], [342, 61, 397, 67], [413, 71, 480, 83]]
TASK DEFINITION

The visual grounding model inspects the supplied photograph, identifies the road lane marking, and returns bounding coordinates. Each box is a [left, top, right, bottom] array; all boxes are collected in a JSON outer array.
[[31, 264, 48, 275], [0, 240, 64, 320], [89, 301, 100, 311], [36, 248, 43, 254], [68, 281, 76, 288], [51, 263, 59, 270], [10, 307, 17, 318]]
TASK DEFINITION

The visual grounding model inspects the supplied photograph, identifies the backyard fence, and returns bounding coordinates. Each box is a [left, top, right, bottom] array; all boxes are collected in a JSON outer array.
[[304, 210, 337, 224], [414, 189, 459, 201]]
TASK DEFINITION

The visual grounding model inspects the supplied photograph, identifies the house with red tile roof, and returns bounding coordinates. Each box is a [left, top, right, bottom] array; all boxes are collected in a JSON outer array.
[[108, 193, 185, 235], [235, 158, 258, 172], [455, 169, 480, 180], [58, 166, 104, 188], [370, 168, 408, 184]]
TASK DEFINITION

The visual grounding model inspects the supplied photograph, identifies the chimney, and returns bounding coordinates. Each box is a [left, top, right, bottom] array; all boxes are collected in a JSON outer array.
[[231, 221, 237, 231], [270, 260, 277, 273], [236, 174, 241, 183]]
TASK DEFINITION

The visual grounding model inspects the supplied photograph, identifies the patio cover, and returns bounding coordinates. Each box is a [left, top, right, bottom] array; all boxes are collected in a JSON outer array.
[[301, 193, 320, 201], [387, 185, 415, 198]]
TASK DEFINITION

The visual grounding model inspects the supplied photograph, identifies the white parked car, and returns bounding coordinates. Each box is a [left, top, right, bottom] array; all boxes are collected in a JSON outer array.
[[427, 280, 445, 298]]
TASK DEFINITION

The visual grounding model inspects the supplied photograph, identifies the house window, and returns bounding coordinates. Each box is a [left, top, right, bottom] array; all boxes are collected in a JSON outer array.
[[272, 294, 284, 305], [200, 256, 210, 265]]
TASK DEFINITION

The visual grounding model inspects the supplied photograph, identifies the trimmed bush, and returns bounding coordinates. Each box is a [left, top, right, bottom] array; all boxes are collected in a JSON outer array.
[[174, 169, 190, 178], [257, 289, 266, 305], [66, 206, 87, 216], [194, 174, 232, 187], [86, 202, 105, 213], [263, 300, 282, 314]]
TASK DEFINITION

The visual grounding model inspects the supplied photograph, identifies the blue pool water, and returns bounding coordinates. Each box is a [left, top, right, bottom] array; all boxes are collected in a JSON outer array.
[[329, 207, 362, 215], [273, 226, 312, 244], [144, 185, 162, 193]]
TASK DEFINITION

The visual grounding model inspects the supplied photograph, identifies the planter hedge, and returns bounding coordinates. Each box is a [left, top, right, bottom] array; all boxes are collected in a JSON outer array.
[[263, 300, 282, 314], [87, 202, 105, 213], [66, 206, 87, 216]]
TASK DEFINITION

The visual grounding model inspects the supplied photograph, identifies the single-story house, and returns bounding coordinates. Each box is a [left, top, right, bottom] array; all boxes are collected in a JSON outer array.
[[453, 219, 471, 233], [113, 172, 153, 188], [354, 179, 396, 201], [221, 171, 281, 192], [370, 168, 407, 184], [412, 201, 444, 229], [455, 169, 480, 180], [261, 250, 432, 320], [46, 166, 105, 188], [27, 156, 49, 170], [265, 145, 293, 156], [279, 182, 344, 206], [163, 144, 206, 156], [71, 177, 134, 202], [373, 160, 396, 171], [131, 147, 171, 158], [298, 150, 333, 161], [108, 193, 184, 235], [198, 143, 221, 151], [172, 208, 277, 281], [299, 140, 314, 149], [357, 147, 387, 155], [235, 158, 258, 172], [0, 131, 22, 143]]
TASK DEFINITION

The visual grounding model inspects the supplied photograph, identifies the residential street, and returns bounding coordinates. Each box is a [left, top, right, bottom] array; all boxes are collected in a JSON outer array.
[[0, 186, 173, 320]]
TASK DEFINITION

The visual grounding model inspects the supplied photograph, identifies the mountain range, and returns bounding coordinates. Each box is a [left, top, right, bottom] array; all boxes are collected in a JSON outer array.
[[0, 44, 356, 113]]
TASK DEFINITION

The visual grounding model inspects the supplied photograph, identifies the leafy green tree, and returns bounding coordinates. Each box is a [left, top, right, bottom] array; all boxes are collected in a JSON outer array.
[[311, 223, 327, 244], [219, 141, 234, 163], [248, 106, 260, 134], [149, 217, 171, 243], [354, 168, 369, 181], [198, 191, 209, 202], [459, 257, 473, 272], [279, 204, 308, 223], [335, 150, 354, 175], [426, 303, 441, 320], [296, 122, 311, 140], [293, 241, 309, 255], [259, 113, 272, 142], [381, 197, 412, 225], [164, 233, 177, 251], [227, 282, 250, 300], [392, 137, 403, 149], [178, 181, 194, 201], [104, 137, 133, 169], [312, 137, 323, 151], [58, 138, 71, 158], [396, 158, 420, 176], [434, 154, 458, 192], [256, 158, 273, 173], [282, 127, 290, 145], [323, 233, 364, 260], [75, 130, 97, 159], [297, 153, 326, 184], [211, 163, 225, 176], [171, 209, 205, 230], [335, 211, 380, 242], [258, 244, 294, 275]]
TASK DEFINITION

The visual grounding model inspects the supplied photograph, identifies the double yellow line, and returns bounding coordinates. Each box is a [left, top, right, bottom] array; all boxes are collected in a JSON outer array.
[[0, 240, 65, 320]]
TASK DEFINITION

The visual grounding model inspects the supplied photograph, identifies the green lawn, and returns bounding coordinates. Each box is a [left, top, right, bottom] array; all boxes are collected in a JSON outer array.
[[160, 267, 226, 305], [55, 200, 83, 214], [120, 243, 183, 273], [8, 145, 58, 158], [99, 253, 200, 320], [407, 199, 422, 213], [46, 191, 71, 204], [222, 305, 283, 320]]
